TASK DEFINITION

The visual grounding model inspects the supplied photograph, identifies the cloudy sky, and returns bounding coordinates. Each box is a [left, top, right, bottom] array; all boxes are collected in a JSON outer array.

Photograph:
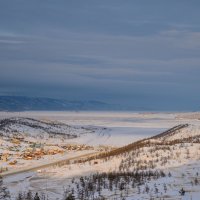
[[0, 1, 200, 110]]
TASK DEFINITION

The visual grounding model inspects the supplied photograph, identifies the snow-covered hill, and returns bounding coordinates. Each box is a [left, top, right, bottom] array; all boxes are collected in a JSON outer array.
[[0, 117, 99, 139], [156, 124, 200, 142], [3, 117, 200, 200], [21, 123, 200, 200]]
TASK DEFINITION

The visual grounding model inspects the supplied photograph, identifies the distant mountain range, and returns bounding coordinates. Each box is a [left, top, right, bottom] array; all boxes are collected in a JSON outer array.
[[0, 96, 122, 111]]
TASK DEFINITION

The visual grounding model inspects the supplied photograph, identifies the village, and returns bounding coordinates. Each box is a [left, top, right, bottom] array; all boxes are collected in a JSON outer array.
[[0, 116, 113, 176], [0, 135, 96, 172], [0, 133, 113, 174]]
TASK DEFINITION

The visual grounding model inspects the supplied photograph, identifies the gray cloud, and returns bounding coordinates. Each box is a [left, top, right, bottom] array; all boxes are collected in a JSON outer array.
[[0, 0, 200, 110]]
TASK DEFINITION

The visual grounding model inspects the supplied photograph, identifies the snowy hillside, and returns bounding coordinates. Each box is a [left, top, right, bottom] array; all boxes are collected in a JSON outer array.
[[2, 113, 200, 200], [11, 123, 200, 200], [157, 124, 200, 142], [0, 117, 99, 139], [0, 117, 109, 176]]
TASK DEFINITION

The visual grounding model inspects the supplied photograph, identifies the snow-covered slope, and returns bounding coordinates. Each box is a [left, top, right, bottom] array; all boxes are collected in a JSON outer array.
[[29, 123, 200, 200], [0, 117, 99, 139], [150, 123, 200, 143], [160, 124, 200, 142], [3, 120, 200, 200]]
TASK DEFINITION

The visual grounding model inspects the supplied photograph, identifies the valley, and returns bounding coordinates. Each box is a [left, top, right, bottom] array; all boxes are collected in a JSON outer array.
[[1, 111, 200, 199]]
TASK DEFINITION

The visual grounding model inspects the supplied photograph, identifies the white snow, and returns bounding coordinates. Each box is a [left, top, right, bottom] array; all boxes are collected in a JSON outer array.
[[1, 111, 200, 199]]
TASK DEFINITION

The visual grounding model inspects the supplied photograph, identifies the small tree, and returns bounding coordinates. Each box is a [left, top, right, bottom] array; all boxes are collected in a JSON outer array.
[[145, 184, 149, 194], [34, 192, 40, 200], [64, 193, 75, 200], [179, 188, 185, 196], [163, 183, 167, 193], [194, 177, 199, 185], [25, 191, 33, 200]]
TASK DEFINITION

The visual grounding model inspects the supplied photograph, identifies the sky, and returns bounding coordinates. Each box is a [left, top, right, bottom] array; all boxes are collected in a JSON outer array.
[[0, 0, 200, 110]]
